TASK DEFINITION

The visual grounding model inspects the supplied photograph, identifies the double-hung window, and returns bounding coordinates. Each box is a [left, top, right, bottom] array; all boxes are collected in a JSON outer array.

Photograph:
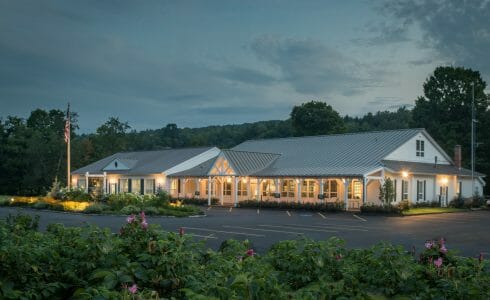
[[416, 140, 425, 157], [144, 179, 155, 195], [402, 180, 409, 200], [416, 180, 426, 201], [301, 180, 315, 198], [237, 180, 247, 196], [223, 182, 232, 196], [281, 179, 295, 197]]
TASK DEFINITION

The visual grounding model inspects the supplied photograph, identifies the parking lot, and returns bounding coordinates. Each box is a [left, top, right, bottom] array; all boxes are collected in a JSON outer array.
[[1, 206, 489, 257]]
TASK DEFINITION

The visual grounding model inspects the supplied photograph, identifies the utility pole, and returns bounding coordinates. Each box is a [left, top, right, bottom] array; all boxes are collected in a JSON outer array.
[[471, 83, 475, 196]]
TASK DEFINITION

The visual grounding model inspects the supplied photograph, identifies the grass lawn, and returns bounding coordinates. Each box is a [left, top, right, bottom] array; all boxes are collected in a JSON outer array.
[[402, 207, 468, 216]]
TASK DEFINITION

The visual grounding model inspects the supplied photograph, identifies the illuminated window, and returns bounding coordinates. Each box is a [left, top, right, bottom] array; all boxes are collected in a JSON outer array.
[[262, 180, 275, 196], [132, 179, 142, 195], [402, 180, 409, 200], [416, 140, 425, 157], [323, 180, 338, 198], [223, 182, 232, 196], [301, 180, 315, 198], [281, 179, 295, 197], [120, 179, 129, 193], [145, 179, 155, 195], [77, 178, 86, 190], [353, 181, 362, 199], [170, 179, 178, 195], [416, 180, 426, 201], [238, 180, 247, 196]]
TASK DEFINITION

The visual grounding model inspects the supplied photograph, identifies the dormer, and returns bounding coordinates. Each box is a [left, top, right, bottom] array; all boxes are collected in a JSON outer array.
[[103, 158, 137, 171]]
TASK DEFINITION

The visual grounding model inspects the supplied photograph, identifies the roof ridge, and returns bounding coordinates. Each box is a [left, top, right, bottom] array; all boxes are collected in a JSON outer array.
[[240, 128, 424, 144], [114, 146, 215, 154], [223, 149, 281, 156]]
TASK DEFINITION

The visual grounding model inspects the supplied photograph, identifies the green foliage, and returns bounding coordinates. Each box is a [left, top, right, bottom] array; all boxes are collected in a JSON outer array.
[[179, 197, 219, 206], [412, 200, 441, 208], [83, 203, 111, 214], [398, 200, 410, 211], [1, 213, 489, 299], [290, 101, 345, 136], [120, 205, 141, 215], [379, 177, 395, 204], [239, 199, 344, 212], [360, 203, 403, 215]]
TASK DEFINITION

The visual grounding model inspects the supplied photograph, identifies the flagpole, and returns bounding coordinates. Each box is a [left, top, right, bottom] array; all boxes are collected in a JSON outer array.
[[67, 103, 71, 190]]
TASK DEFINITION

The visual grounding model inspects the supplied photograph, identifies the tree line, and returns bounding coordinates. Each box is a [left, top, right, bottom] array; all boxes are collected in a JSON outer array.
[[1, 66, 489, 196]]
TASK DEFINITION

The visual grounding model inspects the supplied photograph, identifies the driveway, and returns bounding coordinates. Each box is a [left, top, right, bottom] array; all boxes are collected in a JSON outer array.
[[1, 207, 489, 257]]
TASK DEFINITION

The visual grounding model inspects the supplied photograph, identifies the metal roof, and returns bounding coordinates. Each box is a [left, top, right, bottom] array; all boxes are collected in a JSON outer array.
[[72, 147, 215, 175], [169, 150, 280, 177], [232, 128, 425, 177], [382, 160, 485, 177]]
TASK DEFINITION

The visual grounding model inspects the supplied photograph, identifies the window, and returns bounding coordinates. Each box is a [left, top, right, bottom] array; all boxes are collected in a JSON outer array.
[[120, 179, 129, 193], [170, 179, 178, 195], [237, 180, 247, 196], [77, 178, 86, 190], [416, 140, 425, 157], [223, 181, 232, 196], [353, 181, 362, 199], [205, 180, 210, 195], [301, 180, 315, 198], [281, 179, 295, 197], [145, 179, 155, 195], [402, 180, 409, 200], [416, 180, 426, 201], [262, 180, 275, 196], [132, 179, 142, 195], [323, 180, 338, 198]]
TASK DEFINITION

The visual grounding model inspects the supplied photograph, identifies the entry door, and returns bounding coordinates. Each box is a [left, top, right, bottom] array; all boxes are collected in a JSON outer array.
[[440, 186, 448, 206], [109, 183, 117, 194]]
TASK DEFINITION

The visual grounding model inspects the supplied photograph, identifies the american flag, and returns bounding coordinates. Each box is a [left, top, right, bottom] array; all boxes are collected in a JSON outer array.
[[64, 104, 70, 143]]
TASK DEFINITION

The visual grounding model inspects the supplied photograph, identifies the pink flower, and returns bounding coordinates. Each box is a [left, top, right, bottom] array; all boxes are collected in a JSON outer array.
[[246, 249, 255, 257], [141, 220, 148, 230], [179, 227, 185, 237], [479, 252, 484, 263], [140, 211, 146, 221], [434, 257, 443, 268], [126, 214, 135, 224], [439, 237, 445, 246], [440, 245, 448, 254], [128, 283, 138, 294], [424, 241, 433, 249], [335, 254, 342, 261]]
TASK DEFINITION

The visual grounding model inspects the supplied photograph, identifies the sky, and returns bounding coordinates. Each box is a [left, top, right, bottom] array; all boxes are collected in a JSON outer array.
[[1, 0, 489, 133]]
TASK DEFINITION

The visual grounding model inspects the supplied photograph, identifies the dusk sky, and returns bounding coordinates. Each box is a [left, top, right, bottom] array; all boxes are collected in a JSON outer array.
[[1, 0, 489, 133]]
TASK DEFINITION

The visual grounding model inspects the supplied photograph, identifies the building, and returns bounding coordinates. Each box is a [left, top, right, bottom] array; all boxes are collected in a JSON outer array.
[[72, 128, 485, 210]]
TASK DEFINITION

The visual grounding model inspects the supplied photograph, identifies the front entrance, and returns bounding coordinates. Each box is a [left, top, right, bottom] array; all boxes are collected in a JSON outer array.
[[88, 178, 104, 195], [439, 186, 448, 207]]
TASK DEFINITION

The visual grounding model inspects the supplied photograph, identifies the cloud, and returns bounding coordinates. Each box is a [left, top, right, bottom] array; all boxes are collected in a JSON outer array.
[[250, 36, 379, 95], [380, 0, 490, 77], [215, 66, 277, 86]]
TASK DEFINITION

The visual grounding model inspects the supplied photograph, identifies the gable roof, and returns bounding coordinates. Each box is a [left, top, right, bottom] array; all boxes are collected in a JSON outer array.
[[382, 160, 485, 177], [169, 150, 280, 177], [72, 147, 215, 175], [232, 128, 426, 177]]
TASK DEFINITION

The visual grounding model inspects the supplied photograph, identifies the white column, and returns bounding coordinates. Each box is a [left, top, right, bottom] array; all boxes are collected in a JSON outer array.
[[362, 176, 367, 204], [343, 178, 350, 211], [219, 178, 224, 205], [208, 176, 212, 206], [85, 172, 89, 193], [233, 176, 238, 207], [297, 179, 302, 203], [319, 179, 324, 204], [103, 172, 107, 194], [247, 178, 251, 200]]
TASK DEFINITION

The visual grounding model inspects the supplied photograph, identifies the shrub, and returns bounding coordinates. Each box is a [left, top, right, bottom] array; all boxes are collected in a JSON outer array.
[[47, 180, 63, 200], [180, 197, 219, 206], [449, 196, 465, 208], [238, 200, 344, 212], [398, 200, 410, 211], [412, 201, 440, 208], [120, 205, 141, 215], [64, 188, 91, 201], [0, 196, 11, 206], [143, 206, 159, 215], [48, 203, 65, 211], [84, 203, 111, 214], [360, 204, 402, 215], [31, 201, 50, 210], [108, 193, 143, 210]]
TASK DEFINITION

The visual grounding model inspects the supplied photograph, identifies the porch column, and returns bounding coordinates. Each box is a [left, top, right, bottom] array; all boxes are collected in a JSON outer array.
[[195, 178, 199, 197], [247, 178, 251, 200], [219, 178, 224, 205], [362, 176, 367, 204], [85, 172, 89, 193], [256, 178, 261, 201], [233, 176, 238, 207], [274, 178, 280, 198], [103, 172, 107, 194], [208, 176, 212, 206], [319, 179, 324, 204], [297, 179, 302, 203], [343, 178, 350, 211], [182, 178, 186, 198]]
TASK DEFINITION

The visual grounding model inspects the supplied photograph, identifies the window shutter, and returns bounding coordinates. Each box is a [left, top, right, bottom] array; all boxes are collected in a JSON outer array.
[[153, 179, 156, 194], [118, 179, 120, 193], [416, 180, 420, 201], [140, 179, 144, 195], [128, 179, 132, 193], [423, 180, 426, 200]]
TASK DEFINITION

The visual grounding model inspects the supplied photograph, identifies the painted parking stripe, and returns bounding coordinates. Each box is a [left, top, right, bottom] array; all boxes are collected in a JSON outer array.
[[286, 210, 291, 217], [229, 207, 233, 212], [259, 224, 338, 233], [353, 214, 367, 222], [182, 227, 265, 237], [318, 212, 326, 219], [207, 206, 212, 210], [223, 225, 304, 235], [257, 209, 260, 215], [191, 234, 218, 240], [289, 223, 368, 232]]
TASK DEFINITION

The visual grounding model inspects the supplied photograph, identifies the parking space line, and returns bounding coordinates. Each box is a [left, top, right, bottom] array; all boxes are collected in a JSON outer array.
[[353, 214, 367, 222], [191, 234, 218, 240], [259, 224, 338, 233], [182, 227, 265, 237], [257, 209, 260, 215], [318, 212, 326, 219], [289, 223, 368, 232], [207, 206, 212, 210], [223, 225, 304, 235], [229, 207, 233, 212], [286, 210, 291, 217]]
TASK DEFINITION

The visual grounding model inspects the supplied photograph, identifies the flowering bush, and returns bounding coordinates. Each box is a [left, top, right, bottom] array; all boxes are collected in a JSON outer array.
[[0, 213, 488, 299]]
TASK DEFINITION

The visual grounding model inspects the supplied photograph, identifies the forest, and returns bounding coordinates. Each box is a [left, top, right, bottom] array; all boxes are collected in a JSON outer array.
[[1, 66, 489, 196]]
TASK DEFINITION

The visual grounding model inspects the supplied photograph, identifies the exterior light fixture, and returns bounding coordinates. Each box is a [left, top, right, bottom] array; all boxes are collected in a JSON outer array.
[[227, 177, 232, 183], [441, 177, 448, 185], [402, 171, 409, 178]]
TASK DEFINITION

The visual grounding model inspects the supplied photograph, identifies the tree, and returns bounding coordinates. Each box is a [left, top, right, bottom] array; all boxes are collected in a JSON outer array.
[[290, 101, 345, 136], [93, 117, 131, 159], [412, 66, 489, 168], [379, 178, 395, 204]]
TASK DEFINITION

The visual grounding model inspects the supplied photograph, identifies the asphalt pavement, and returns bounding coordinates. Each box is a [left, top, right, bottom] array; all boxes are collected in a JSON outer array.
[[1, 206, 489, 257]]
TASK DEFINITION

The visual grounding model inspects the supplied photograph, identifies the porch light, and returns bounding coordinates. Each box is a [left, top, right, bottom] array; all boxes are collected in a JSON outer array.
[[242, 177, 248, 183], [402, 171, 409, 178], [227, 177, 232, 183], [71, 178, 77, 184], [109, 178, 117, 184], [440, 177, 448, 185]]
